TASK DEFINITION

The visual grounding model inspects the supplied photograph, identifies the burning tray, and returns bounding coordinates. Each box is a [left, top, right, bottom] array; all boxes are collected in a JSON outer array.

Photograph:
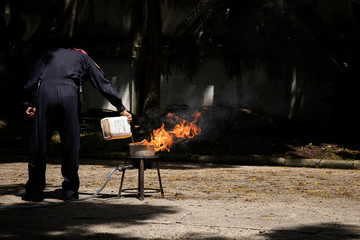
[[129, 142, 156, 158], [128, 142, 156, 169]]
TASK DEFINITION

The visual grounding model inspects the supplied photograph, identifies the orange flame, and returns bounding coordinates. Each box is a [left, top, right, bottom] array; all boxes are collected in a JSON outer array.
[[141, 112, 202, 152]]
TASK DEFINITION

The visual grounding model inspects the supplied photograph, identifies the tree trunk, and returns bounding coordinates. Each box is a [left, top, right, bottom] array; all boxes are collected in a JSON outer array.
[[233, 72, 244, 109], [140, 0, 162, 114]]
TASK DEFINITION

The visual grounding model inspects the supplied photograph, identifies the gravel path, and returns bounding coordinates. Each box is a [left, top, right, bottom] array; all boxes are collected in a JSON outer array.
[[1, 156, 360, 239]]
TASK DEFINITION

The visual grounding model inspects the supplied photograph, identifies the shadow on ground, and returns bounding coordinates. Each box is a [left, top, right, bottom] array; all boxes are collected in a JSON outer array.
[[0, 199, 177, 240], [262, 223, 360, 240], [0, 184, 25, 196]]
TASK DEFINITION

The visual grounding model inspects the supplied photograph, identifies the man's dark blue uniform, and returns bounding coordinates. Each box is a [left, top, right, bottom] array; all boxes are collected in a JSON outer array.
[[23, 48, 131, 201]]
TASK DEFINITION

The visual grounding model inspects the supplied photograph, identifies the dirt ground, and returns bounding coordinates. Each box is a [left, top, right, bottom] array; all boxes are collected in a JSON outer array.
[[1, 156, 360, 239]]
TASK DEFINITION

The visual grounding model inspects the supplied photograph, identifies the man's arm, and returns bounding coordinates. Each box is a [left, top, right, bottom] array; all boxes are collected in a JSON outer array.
[[86, 57, 132, 123], [23, 57, 45, 107]]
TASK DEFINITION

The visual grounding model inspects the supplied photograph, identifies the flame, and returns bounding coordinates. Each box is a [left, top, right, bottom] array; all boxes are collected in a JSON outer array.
[[141, 111, 202, 152]]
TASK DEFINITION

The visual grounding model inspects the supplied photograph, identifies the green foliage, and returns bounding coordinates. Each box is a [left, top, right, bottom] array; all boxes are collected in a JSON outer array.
[[163, 0, 360, 85]]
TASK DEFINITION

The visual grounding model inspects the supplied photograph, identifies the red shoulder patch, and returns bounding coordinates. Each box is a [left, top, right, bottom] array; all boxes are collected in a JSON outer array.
[[73, 48, 88, 55]]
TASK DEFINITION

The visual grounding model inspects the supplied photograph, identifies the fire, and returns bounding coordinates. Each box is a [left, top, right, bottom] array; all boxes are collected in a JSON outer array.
[[141, 111, 202, 152]]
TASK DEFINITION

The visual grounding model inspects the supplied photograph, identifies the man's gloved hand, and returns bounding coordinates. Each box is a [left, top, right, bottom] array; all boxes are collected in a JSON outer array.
[[25, 107, 36, 118], [120, 110, 132, 123]]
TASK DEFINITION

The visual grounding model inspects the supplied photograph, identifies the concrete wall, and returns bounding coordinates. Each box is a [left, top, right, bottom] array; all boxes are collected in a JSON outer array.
[[160, 58, 237, 110], [82, 55, 332, 127], [82, 56, 238, 114]]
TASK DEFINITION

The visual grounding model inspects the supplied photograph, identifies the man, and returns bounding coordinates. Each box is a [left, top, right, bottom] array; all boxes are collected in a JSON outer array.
[[23, 47, 132, 201]]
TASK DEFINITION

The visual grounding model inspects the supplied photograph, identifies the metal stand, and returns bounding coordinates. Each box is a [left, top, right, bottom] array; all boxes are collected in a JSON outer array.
[[118, 156, 164, 200]]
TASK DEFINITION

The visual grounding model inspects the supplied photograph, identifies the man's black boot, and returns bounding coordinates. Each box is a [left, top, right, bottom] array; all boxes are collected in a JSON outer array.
[[22, 191, 43, 202], [63, 190, 79, 201]]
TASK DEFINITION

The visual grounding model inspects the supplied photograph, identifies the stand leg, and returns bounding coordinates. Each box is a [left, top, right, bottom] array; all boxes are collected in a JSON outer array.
[[138, 159, 145, 200], [156, 160, 164, 197], [118, 169, 126, 198]]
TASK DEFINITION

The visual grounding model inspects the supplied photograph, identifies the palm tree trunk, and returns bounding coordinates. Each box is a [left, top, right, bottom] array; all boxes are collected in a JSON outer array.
[[233, 72, 244, 109], [141, 0, 162, 114]]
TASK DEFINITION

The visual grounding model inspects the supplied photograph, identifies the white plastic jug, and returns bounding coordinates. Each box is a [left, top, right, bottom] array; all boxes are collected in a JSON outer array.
[[100, 116, 132, 140]]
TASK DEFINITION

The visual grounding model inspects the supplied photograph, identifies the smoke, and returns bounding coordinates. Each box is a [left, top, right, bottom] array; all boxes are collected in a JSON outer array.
[[137, 104, 275, 153], [162, 104, 237, 141]]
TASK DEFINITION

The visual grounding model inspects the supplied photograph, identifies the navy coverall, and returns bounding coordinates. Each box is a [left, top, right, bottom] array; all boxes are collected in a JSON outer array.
[[23, 48, 126, 195]]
